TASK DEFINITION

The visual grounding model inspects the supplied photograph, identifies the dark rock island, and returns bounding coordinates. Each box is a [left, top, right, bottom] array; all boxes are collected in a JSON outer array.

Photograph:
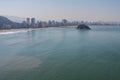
[[77, 24, 91, 30]]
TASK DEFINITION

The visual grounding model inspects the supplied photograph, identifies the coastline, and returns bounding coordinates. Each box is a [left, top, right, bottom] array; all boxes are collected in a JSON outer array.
[[0, 27, 66, 34], [0, 26, 77, 34], [0, 25, 119, 34], [0, 28, 41, 34]]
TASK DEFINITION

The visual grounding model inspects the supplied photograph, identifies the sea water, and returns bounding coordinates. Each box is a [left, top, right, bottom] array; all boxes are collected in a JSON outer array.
[[0, 26, 120, 80]]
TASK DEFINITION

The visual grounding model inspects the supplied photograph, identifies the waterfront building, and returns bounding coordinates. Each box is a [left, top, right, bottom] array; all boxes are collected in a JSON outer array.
[[22, 21, 27, 28], [31, 18, 36, 27], [26, 18, 30, 28]]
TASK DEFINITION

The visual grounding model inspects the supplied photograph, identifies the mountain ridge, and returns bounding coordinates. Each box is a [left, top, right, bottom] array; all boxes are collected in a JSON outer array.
[[0, 16, 21, 29]]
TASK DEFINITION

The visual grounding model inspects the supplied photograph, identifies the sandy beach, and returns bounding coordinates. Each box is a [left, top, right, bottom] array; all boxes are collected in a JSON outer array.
[[0, 26, 77, 35], [0, 28, 41, 34]]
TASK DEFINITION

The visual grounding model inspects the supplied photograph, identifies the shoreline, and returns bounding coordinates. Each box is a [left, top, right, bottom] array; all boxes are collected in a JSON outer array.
[[0, 28, 42, 34], [0, 26, 76, 33], [1, 25, 119, 34], [0, 27, 67, 34]]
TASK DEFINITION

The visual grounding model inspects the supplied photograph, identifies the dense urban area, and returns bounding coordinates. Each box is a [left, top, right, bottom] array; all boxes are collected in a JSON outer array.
[[0, 16, 120, 29]]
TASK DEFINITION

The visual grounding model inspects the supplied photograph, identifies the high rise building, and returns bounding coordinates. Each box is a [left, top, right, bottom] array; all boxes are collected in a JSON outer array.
[[26, 18, 30, 27], [31, 18, 35, 27], [22, 21, 27, 28], [26, 18, 30, 25]]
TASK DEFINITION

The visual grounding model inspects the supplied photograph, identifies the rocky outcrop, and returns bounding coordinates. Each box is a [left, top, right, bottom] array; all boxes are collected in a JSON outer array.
[[77, 24, 91, 30]]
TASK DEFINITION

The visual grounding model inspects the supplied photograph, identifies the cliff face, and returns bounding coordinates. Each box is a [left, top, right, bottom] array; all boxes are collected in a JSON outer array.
[[0, 16, 21, 29]]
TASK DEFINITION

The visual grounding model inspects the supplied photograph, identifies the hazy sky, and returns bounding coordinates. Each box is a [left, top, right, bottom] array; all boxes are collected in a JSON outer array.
[[0, 0, 120, 21]]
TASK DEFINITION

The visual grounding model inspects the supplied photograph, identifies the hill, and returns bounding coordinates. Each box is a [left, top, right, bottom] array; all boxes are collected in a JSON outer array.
[[0, 16, 21, 29]]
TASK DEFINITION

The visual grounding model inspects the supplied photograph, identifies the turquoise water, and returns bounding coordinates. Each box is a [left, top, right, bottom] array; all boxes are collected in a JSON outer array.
[[0, 26, 120, 80]]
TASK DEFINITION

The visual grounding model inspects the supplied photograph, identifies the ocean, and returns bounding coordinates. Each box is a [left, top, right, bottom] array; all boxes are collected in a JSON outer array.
[[0, 26, 120, 80]]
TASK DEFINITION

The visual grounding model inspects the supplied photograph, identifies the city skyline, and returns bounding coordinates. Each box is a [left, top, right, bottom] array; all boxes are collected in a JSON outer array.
[[0, 0, 120, 22]]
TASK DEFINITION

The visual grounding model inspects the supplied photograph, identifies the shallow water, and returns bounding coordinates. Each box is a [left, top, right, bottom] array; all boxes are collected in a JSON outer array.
[[0, 26, 120, 80]]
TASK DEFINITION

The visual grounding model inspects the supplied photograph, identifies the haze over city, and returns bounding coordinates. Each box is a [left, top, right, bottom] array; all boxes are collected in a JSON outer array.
[[1, 0, 120, 80], [0, 0, 120, 22]]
